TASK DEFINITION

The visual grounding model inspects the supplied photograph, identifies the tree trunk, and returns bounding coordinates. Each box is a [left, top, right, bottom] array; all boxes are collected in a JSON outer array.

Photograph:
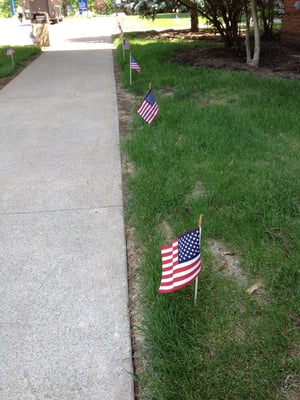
[[244, 3, 252, 64], [190, 6, 199, 32], [247, 0, 260, 67]]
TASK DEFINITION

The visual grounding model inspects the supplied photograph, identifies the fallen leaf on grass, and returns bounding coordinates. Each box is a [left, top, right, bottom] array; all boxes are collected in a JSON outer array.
[[246, 282, 263, 294], [265, 227, 290, 257], [290, 316, 300, 326], [282, 375, 290, 391], [219, 261, 228, 271]]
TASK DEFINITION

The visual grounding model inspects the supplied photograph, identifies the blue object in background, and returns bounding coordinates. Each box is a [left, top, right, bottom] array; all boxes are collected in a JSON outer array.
[[10, 0, 15, 15], [78, 0, 88, 14]]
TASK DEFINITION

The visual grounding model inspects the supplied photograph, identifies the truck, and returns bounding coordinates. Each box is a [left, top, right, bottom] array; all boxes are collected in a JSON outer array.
[[23, 0, 63, 24]]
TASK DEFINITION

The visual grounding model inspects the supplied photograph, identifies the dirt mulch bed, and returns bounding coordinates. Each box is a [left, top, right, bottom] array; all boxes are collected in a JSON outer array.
[[138, 29, 300, 80]]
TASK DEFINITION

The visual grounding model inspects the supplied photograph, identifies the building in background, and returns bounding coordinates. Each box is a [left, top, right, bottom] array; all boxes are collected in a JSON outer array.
[[281, 0, 300, 49]]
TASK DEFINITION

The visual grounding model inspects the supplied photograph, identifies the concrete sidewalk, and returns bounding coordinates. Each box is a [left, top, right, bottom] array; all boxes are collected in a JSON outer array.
[[0, 18, 134, 400]]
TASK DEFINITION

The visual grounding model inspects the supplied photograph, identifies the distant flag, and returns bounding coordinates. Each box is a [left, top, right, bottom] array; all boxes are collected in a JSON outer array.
[[6, 47, 14, 57], [157, 228, 201, 294], [123, 39, 130, 50], [122, 39, 129, 61], [130, 55, 141, 73], [30, 32, 40, 45], [118, 21, 123, 33], [137, 89, 159, 124], [6, 46, 15, 70]]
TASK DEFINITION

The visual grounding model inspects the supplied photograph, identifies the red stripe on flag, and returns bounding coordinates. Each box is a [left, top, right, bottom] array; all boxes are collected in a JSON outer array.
[[158, 229, 201, 293], [158, 256, 201, 292], [137, 90, 159, 124]]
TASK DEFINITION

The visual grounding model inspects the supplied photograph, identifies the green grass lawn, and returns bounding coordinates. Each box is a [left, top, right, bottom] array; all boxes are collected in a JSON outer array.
[[115, 32, 300, 399], [0, 45, 41, 79]]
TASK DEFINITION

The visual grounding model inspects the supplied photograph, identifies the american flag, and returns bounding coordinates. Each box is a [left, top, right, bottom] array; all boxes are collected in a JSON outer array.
[[30, 32, 40, 44], [130, 55, 141, 73], [137, 90, 159, 124], [6, 47, 14, 57], [158, 228, 201, 293], [123, 39, 130, 50]]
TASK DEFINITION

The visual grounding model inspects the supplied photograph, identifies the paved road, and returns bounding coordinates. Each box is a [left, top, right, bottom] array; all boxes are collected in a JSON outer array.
[[0, 16, 134, 400]]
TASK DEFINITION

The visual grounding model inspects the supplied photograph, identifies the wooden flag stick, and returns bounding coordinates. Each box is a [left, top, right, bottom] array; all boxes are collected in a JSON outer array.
[[122, 43, 125, 61], [129, 52, 132, 85], [11, 54, 15, 71], [149, 82, 152, 90], [194, 214, 203, 306], [194, 275, 198, 306]]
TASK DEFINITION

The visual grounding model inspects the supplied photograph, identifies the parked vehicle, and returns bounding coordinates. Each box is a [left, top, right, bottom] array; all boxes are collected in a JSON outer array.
[[23, 0, 63, 23]]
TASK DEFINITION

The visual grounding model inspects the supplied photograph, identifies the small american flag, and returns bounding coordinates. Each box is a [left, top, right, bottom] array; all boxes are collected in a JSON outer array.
[[137, 90, 159, 124], [6, 47, 14, 57], [130, 55, 141, 73], [123, 39, 130, 50], [158, 228, 201, 293], [30, 32, 40, 44]]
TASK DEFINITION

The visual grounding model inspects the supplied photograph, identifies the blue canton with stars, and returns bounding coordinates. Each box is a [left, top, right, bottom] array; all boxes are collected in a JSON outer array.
[[178, 229, 200, 263]]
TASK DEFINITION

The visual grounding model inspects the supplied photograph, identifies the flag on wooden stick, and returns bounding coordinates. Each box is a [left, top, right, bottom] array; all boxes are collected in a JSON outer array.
[[129, 54, 141, 84], [157, 227, 201, 294], [122, 39, 130, 61], [130, 55, 141, 72], [118, 21, 123, 33], [6, 47, 14, 57], [30, 32, 40, 45], [118, 21, 124, 39], [137, 89, 159, 124], [123, 39, 130, 50], [6, 47, 15, 71]]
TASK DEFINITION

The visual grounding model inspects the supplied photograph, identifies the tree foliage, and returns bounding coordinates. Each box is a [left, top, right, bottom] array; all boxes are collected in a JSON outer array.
[[124, 0, 177, 17], [258, 0, 283, 39], [195, 0, 245, 48], [0, 0, 13, 17], [127, 0, 283, 50]]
